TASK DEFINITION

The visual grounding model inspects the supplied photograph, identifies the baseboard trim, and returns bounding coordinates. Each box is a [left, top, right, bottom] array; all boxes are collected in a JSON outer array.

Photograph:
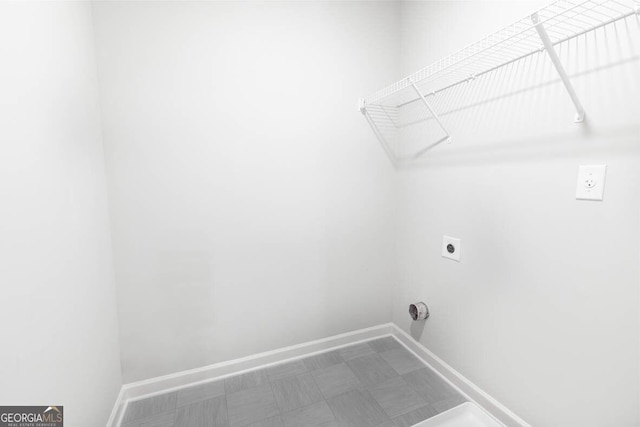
[[108, 322, 528, 427], [108, 323, 395, 426], [391, 325, 530, 427], [106, 386, 126, 427]]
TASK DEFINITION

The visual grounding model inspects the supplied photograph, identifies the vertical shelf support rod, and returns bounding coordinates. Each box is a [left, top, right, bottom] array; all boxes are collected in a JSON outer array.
[[409, 79, 452, 143], [532, 12, 585, 123]]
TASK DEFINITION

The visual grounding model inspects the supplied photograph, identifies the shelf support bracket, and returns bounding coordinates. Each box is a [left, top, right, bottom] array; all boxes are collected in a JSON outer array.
[[532, 12, 585, 123], [409, 79, 452, 143]]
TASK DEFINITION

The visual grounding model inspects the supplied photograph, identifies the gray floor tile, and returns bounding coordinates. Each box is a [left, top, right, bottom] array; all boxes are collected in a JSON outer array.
[[368, 337, 403, 353], [282, 401, 336, 426], [146, 413, 176, 427], [403, 368, 462, 404], [313, 420, 392, 427], [369, 376, 429, 418], [302, 350, 343, 371], [123, 392, 178, 423], [316, 420, 393, 427], [337, 343, 375, 361], [271, 372, 324, 412], [226, 370, 270, 394], [311, 363, 362, 399], [122, 411, 175, 427], [227, 385, 280, 427], [317, 422, 395, 427], [431, 395, 467, 413], [177, 380, 226, 407], [347, 354, 398, 388], [392, 405, 439, 427], [379, 348, 425, 376], [244, 416, 284, 427], [326, 389, 392, 427], [267, 360, 308, 381], [174, 396, 228, 427], [121, 340, 460, 427]]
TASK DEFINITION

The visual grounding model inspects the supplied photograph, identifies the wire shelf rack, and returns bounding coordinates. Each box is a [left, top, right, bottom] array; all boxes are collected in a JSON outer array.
[[360, 0, 640, 162]]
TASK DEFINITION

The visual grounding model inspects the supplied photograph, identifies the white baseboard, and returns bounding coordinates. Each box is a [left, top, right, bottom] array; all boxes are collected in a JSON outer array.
[[106, 386, 126, 427], [107, 322, 528, 427], [391, 325, 530, 427], [107, 323, 395, 427]]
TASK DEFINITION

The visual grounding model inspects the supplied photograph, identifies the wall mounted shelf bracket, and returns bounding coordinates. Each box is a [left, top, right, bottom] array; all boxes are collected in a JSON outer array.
[[409, 79, 452, 144], [532, 12, 585, 123]]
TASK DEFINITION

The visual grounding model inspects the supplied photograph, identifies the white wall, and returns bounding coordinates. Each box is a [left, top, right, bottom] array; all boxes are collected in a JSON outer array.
[[393, 2, 640, 426], [6, 3, 633, 425], [0, 2, 122, 425], [92, 1, 399, 383]]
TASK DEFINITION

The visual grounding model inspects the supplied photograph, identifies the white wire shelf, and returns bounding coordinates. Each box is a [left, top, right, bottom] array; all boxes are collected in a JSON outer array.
[[360, 0, 640, 161]]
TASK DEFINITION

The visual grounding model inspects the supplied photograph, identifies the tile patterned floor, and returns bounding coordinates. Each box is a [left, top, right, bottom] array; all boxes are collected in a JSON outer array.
[[121, 337, 466, 427]]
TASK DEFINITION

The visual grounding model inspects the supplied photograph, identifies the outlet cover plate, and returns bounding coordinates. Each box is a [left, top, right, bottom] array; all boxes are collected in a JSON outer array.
[[442, 236, 461, 261], [576, 165, 607, 201]]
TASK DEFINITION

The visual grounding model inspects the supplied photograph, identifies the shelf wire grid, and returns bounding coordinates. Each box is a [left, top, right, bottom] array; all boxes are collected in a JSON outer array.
[[365, 0, 638, 107]]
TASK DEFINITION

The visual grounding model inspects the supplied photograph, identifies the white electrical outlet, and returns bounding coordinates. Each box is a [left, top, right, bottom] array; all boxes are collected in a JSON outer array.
[[442, 236, 461, 262], [576, 165, 607, 201]]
